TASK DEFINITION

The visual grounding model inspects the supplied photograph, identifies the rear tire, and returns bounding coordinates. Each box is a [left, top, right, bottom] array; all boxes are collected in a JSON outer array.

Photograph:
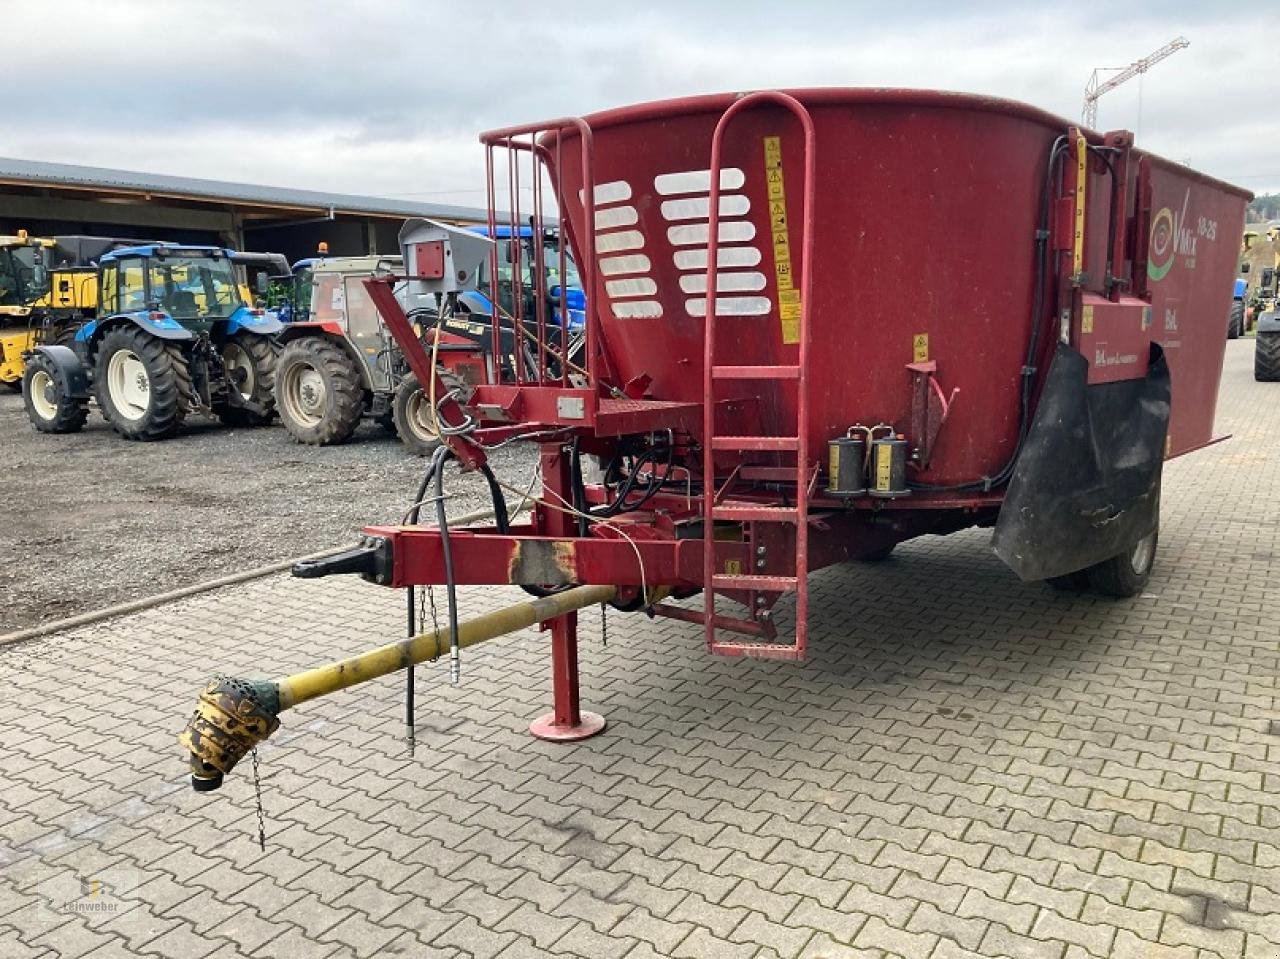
[[1228, 301, 1244, 339], [1256, 331, 1280, 382], [216, 333, 279, 427], [1085, 529, 1157, 598], [856, 545, 895, 562], [392, 373, 442, 456], [274, 337, 364, 445], [22, 352, 88, 433], [1046, 570, 1091, 592], [94, 326, 190, 441]]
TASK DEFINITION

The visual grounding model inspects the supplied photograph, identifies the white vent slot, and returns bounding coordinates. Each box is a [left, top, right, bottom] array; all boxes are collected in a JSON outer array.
[[654, 168, 746, 196], [660, 195, 751, 222], [686, 296, 772, 317], [667, 222, 756, 246], [582, 180, 632, 205], [596, 230, 645, 254], [678, 271, 767, 295], [613, 300, 663, 319], [606, 277, 658, 298], [673, 247, 762, 270], [599, 254, 652, 276], [595, 205, 638, 230]]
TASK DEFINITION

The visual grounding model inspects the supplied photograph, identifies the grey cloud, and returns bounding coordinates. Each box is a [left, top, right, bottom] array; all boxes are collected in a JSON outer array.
[[2, 0, 1277, 197]]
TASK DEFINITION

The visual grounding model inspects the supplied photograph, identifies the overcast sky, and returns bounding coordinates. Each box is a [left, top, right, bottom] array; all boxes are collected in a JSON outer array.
[[4, 1, 1277, 206]]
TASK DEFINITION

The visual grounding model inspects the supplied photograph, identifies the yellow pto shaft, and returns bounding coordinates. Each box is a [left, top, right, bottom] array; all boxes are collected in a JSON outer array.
[[179, 584, 616, 790]]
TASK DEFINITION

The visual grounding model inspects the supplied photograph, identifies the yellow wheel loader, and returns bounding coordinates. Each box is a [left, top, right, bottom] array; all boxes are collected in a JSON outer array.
[[0, 233, 130, 390]]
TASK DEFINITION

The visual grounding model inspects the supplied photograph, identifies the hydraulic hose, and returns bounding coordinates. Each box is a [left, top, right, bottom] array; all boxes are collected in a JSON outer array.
[[911, 135, 1067, 493]]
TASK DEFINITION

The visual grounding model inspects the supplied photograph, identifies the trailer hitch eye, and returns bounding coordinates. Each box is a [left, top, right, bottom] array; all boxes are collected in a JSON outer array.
[[292, 537, 392, 584]]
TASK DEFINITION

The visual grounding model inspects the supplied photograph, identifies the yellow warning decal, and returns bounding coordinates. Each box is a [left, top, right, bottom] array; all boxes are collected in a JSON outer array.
[[725, 559, 742, 575], [764, 136, 801, 345], [912, 333, 929, 363], [874, 443, 892, 492], [1081, 304, 1094, 334], [828, 444, 840, 487], [1073, 133, 1087, 279]]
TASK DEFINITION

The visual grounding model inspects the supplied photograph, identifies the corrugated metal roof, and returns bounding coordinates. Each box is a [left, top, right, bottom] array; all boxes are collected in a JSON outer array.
[[0, 155, 488, 222]]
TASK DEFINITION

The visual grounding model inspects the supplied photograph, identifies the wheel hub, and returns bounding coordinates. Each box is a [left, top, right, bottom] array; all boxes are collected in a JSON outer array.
[[107, 349, 151, 421], [1130, 531, 1156, 574], [282, 363, 328, 429], [405, 390, 437, 440], [29, 369, 58, 420], [298, 370, 325, 412], [223, 344, 255, 400]]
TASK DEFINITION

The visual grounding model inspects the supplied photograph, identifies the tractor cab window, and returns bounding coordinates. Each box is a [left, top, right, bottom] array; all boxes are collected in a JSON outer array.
[[98, 264, 119, 314], [0, 249, 21, 307], [541, 237, 581, 293], [475, 235, 580, 317], [294, 267, 314, 320], [119, 262, 147, 313], [148, 255, 241, 319], [342, 276, 380, 338], [309, 273, 345, 325], [0, 245, 49, 306]]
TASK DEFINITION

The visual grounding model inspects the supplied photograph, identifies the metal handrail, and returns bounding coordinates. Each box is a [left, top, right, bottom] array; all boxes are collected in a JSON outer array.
[[702, 90, 818, 659], [479, 118, 598, 386]]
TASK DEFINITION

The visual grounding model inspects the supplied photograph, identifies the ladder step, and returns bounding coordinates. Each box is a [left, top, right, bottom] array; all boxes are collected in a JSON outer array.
[[708, 641, 805, 662], [712, 365, 802, 380], [712, 573, 798, 591], [711, 435, 799, 452], [711, 505, 800, 522]]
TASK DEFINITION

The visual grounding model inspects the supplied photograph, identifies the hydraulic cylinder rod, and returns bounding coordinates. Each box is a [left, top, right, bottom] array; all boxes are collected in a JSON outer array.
[[179, 584, 616, 791]]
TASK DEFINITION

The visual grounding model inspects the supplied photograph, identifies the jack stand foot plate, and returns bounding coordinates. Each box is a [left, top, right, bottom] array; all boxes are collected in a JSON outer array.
[[529, 710, 607, 742]]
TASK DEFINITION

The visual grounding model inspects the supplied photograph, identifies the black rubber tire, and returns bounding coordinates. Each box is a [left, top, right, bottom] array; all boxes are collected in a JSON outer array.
[[1228, 301, 1244, 339], [1256, 331, 1280, 382], [1085, 529, 1158, 598], [216, 333, 279, 427], [392, 373, 442, 456], [52, 324, 80, 348], [1046, 570, 1091, 592], [274, 337, 364, 445], [21, 352, 88, 433], [93, 326, 190, 441], [856, 545, 895, 562]]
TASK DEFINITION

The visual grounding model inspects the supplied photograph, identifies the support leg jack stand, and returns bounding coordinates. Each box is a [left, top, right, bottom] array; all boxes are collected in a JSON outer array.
[[529, 612, 607, 742]]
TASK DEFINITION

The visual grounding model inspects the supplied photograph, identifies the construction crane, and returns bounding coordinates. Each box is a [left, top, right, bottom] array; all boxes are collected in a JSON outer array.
[[1083, 37, 1190, 130]]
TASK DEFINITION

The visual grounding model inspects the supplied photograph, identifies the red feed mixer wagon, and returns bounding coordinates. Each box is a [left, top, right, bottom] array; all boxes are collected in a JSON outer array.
[[182, 89, 1249, 789]]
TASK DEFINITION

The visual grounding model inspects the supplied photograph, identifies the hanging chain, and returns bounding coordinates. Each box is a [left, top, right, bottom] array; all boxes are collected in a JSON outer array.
[[425, 585, 442, 661], [600, 603, 608, 647], [250, 747, 267, 851]]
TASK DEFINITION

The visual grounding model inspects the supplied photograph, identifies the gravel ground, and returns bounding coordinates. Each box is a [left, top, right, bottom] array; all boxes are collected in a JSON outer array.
[[0, 391, 537, 632]]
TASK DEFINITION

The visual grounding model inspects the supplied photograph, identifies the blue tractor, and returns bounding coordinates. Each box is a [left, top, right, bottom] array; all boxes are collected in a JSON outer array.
[[22, 245, 283, 440], [1228, 276, 1248, 339], [450, 225, 587, 379]]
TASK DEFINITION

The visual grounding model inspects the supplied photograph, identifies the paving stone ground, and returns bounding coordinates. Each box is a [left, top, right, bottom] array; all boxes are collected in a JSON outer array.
[[1, 339, 1277, 959]]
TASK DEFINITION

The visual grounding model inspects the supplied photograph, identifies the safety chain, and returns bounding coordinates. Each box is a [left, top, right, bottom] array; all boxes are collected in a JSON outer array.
[[600, 603, 608, 648], [250, 747, 267, 851], [425, 585, 442, 660]]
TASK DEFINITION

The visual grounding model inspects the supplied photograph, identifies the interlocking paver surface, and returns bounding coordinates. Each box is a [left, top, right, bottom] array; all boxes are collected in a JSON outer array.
[[1, 339, 1277, 959]]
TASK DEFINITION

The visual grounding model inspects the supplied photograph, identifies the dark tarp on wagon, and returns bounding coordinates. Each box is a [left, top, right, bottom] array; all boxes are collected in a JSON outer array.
[[993, 342, 1170, 581]]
